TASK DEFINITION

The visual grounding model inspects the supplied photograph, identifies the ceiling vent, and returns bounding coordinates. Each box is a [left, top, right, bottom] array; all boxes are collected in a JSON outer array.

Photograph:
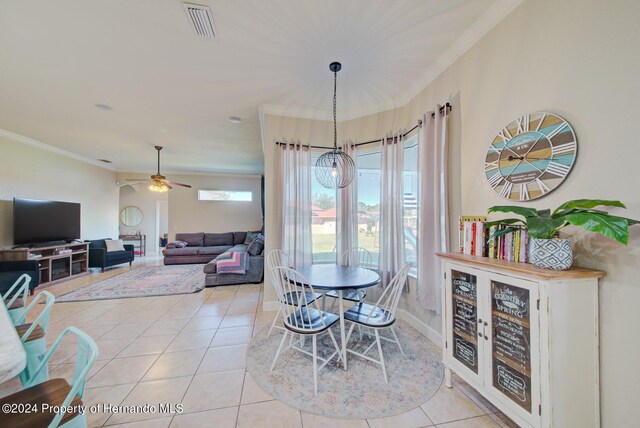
[[183, 3, 217, 39]]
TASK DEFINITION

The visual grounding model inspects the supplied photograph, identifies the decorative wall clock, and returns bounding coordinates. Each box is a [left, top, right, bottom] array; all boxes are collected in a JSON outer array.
[[484, 112, 577, 201]]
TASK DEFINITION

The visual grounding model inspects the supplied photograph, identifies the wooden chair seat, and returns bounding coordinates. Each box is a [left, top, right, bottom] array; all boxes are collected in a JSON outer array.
[[0, 378, 83, 428], [15, 323, 45, 342], [7, 299, 24, 310]]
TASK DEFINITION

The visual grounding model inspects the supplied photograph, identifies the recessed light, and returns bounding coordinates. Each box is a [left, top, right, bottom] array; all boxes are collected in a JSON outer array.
[[228, 116, 242, 124], [95, 103, 113, 111]]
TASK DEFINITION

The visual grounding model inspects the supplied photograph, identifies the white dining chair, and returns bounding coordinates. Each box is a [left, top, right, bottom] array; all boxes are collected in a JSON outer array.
[[270, 266, 343, 395], [325, 247, 374, 310], [343, 263, 410, 383], [265, 249, 321, 336]]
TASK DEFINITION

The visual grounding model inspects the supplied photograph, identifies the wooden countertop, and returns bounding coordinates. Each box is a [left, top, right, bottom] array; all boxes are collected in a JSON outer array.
[[436, 252, 606, 280]]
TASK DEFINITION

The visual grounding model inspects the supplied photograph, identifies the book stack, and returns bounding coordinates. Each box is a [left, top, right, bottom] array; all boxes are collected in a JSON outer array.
[[459, 216, 530, 263]]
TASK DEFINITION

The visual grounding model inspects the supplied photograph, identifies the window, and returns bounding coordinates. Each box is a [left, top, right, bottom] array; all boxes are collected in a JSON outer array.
[[356, 136, 418, 274], [311, 151, 337, 264], [198, 190, 253, 201]]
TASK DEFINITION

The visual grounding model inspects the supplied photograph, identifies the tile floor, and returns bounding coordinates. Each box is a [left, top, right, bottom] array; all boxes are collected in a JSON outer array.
[[1, 256, 519, 428]]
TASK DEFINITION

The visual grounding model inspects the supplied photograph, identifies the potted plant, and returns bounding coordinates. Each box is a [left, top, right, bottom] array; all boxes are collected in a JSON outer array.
[[487, 199, 639, 270]]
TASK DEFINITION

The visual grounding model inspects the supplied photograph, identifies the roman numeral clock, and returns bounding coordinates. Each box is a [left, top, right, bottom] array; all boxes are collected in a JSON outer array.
[[485, 112, 577, 201]]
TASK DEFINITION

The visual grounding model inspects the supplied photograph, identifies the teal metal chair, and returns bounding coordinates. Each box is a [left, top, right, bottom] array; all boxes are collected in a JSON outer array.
[[0, 327, 99, 428], [16, 290, 55, 386], [2, 273, 31, 325]]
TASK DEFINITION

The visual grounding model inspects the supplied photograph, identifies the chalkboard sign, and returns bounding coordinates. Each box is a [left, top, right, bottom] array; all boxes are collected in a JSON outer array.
[[451, 270, 478, 374], [491, 280, 531, 412]]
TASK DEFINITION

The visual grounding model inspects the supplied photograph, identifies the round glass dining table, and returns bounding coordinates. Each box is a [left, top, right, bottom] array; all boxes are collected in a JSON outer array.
[[294, 264, 380, 370]]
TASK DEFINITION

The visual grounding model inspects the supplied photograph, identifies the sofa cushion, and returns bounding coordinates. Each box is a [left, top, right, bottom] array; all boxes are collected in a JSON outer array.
[[243, 231, 260, 245], [203, 261, 217, 274], [198, 246, 232, 256], [204, 233, 233, 247], [163, 247, 200, 256], [105, 250, 132, 262], [247, 237, 264, 256], [175, 233, 204, 247], [105, 239, 125, 252], [233, 232, 247, 245]]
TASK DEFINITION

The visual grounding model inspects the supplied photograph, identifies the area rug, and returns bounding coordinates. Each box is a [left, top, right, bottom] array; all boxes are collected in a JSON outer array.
[[247, 320, 443, 419], [56, 265, 206, 302]]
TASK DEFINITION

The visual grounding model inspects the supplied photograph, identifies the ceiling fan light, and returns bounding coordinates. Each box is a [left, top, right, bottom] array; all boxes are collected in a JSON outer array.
[[149, 182, 169, 193]]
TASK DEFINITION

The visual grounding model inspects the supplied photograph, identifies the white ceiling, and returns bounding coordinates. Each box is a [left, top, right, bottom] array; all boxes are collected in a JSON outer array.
[[0, 0, 518, 174]]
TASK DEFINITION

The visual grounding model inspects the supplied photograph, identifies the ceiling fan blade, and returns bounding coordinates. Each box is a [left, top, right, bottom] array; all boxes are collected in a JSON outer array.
[[168, 181, 192, 188]]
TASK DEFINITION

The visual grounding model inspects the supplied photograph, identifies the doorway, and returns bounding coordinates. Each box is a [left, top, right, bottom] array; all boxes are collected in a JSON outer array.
[[155, 200, 169, 255]]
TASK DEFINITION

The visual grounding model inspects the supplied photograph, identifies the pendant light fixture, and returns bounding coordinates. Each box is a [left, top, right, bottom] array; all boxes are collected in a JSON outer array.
[[315, 62, 355, 189]]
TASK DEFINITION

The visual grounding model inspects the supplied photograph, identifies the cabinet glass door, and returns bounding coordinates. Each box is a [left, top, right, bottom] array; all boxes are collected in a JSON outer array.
[[488, 277, 539, 421], [449, 269, 481, 375]]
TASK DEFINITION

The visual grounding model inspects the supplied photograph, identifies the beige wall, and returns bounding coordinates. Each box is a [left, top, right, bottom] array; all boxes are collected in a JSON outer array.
[[167, 173, 262, 239], [116, 173, 169, 253], [263, 0, 640, 425], [0, 135, 119, 247]]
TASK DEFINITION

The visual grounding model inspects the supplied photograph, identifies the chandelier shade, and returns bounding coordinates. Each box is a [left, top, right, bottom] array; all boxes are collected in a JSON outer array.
[[314, 61, 355, 189]]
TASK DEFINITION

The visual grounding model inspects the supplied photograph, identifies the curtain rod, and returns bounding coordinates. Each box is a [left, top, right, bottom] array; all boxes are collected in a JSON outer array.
[[353, 102, 452, 148], [274, 102, 452, 149]]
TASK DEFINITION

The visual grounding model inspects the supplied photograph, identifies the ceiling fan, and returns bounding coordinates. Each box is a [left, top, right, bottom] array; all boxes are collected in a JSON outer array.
[[125, 146, 192, 192]]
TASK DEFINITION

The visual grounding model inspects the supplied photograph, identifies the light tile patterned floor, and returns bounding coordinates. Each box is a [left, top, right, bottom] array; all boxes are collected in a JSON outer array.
[[1, 256, 519, 428]]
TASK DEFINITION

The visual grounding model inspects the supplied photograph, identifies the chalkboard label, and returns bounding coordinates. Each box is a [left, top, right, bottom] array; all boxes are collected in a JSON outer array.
[[451, 270, 478, 374], [492, 281, 532, 412]]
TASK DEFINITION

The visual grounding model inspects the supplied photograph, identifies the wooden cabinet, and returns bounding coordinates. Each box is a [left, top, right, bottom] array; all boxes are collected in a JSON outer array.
[[437, 253, 604, 428], [0, 242, 89, 286]]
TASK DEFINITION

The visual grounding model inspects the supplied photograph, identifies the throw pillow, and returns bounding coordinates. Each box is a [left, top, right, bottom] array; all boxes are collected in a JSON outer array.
[[166, 241, 187, 249], [244, 231, 260, 245], [247, 236, 264, 256], [105, 239, 125, 252]]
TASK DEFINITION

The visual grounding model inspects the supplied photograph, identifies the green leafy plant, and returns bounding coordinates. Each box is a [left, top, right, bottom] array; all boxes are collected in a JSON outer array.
[[487, 199, 640, 245]]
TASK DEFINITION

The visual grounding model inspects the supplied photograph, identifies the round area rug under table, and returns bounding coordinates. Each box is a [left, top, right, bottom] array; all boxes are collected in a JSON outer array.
[[246, 320, 443, 419]]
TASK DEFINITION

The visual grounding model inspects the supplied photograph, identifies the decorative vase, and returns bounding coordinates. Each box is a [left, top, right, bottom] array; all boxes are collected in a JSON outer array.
[[529, 238, 573, 270]]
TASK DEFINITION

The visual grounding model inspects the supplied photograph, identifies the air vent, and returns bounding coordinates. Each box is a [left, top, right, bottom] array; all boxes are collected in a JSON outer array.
[[98, 159, 113, 164], [183, 3, 216, 39]]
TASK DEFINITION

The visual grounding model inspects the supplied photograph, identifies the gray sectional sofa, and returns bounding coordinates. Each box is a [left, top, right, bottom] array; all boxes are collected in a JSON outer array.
[[163, 231, 263, 287]]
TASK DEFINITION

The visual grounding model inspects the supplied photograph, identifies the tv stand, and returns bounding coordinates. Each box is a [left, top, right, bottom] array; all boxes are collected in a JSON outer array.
[[0, 242, 89, 287]]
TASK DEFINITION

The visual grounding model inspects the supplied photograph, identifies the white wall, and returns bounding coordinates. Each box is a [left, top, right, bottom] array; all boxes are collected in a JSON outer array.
[[0, 135, 119, 246], [263, 0, 640, 425], [167, 173, 262, 239]]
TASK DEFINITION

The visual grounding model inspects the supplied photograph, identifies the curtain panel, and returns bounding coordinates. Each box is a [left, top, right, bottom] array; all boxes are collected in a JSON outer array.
[[379, 134, 407, 289], [279, 142, 313, 267], [337, 142, 358, 265], [417, 106, 450, 312]]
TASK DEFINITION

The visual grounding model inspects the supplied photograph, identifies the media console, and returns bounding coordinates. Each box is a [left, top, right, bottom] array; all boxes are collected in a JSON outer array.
[[0, 242, 89, 286]]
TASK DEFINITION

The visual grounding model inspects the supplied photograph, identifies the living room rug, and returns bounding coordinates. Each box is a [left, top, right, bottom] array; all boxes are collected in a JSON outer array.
[[247, 320, 443, 419], [56, 265, 205, 302]]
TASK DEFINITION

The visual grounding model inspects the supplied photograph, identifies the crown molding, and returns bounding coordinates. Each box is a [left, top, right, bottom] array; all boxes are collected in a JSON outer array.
[[262, 0, 525, 122], [0, 127, 116, 171]]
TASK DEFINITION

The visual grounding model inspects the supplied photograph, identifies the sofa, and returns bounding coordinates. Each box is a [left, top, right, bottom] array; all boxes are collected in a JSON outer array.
[[86, 239, 135, 272], [163, 232, 251, 265], [0, 260, 40, 296], [163, 231, 264, 286]]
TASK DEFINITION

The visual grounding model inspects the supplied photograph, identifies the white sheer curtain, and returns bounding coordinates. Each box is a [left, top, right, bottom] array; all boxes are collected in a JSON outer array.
[[417, 106, 450, 312], [379, 133, 406, 288], [279, 142, 313, 267], [337, 142, 358, 265]]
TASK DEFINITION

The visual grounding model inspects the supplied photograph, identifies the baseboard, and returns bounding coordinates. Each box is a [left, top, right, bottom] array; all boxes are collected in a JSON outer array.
[[396, 308, 443, 349], [261, 300, 443, 348]]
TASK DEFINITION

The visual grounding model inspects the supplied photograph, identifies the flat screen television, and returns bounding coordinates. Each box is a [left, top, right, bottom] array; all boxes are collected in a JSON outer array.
[[13, 198, 81, 246]]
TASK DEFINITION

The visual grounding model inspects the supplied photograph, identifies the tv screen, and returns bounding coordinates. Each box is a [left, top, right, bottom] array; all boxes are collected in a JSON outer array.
[[13, 198, 81, 245]]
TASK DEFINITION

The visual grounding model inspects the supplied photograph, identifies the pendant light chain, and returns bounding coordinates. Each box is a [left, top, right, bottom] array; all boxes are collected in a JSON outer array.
[[333, 71, 337, 150]]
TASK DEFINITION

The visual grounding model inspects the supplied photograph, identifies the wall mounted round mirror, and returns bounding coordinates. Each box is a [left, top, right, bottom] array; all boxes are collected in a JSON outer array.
[[120, 206, 143, 227]]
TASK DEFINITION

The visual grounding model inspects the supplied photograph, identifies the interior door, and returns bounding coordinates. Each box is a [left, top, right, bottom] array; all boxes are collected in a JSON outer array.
[[444, 263, 484, 385], [484, 273, 540, 427]]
